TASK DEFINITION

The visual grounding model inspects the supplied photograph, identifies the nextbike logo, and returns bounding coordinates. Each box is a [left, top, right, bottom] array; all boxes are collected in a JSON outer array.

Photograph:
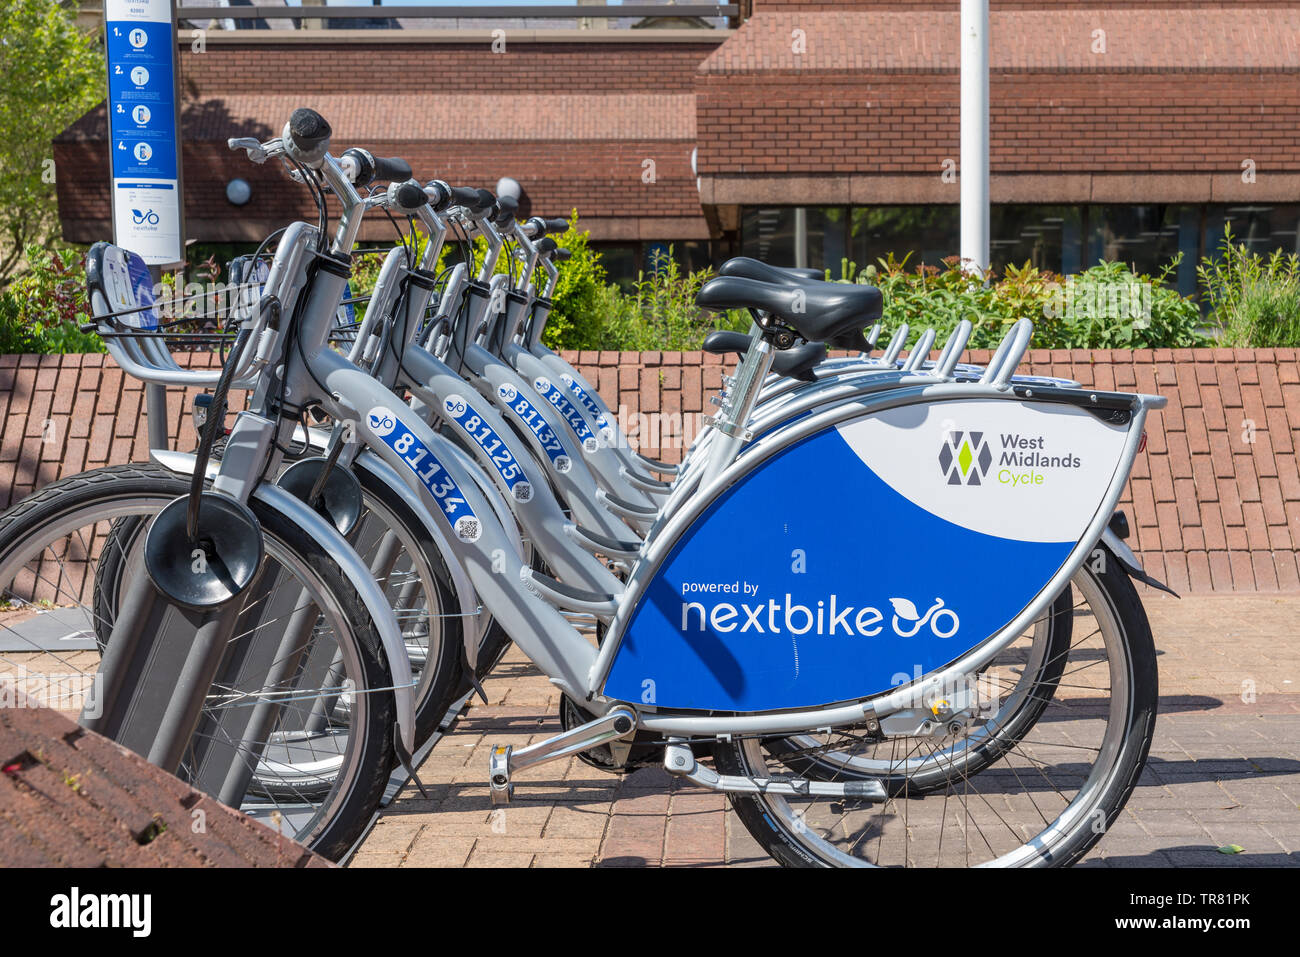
[[939, 429, 1083, 489], [938, 430, 991, 486], [679, 589, 959, 639]]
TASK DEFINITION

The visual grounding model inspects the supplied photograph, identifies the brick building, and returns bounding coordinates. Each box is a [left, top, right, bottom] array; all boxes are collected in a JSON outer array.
[[54, 1, 1300, 291]]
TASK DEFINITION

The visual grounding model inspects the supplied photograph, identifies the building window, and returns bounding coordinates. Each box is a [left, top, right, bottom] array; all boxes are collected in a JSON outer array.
[[741, 207, 851, 278], [1205, 204, 1300, 260], [593, 240, 724, 291], [740, 203, 1300, 299], [850, 206, 958, 274]]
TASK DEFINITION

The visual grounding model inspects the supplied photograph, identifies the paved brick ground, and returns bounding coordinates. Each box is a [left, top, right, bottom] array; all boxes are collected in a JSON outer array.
[[351, 591, 1300, 868]]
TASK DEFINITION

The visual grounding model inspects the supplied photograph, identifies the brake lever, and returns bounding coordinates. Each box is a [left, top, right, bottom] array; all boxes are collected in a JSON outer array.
[[227, 136, 269, 163]]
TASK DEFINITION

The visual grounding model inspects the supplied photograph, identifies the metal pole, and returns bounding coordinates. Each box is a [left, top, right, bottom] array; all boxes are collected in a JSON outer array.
[[960, 0, 990, 275], [146, 383, 169, 450], [793, 207, 808, 269]]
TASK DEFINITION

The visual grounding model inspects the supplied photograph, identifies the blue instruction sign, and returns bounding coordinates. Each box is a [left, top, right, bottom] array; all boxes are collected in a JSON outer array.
[[106, 0, 181, 264]]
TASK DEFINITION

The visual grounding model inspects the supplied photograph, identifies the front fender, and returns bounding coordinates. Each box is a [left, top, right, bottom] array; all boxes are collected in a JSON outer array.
[[150, 449, 417, 756]]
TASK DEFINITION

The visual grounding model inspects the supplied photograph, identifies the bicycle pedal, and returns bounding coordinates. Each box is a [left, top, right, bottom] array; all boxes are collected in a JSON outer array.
[[488, 744, 513, 805]]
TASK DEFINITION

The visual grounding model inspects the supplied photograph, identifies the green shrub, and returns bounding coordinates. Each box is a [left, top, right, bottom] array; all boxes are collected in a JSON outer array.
[[839, 254, 1208, 350], [1198, 227, 1300, 348], [0, 245, 102, 353], [537, 215, 610, 351], [0, 219, 1237, 357], [573, 248, 748, 351]]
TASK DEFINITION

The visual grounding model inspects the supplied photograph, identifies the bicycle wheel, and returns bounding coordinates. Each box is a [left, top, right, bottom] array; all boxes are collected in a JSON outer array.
[[714, 557, 1158, 867], [764, 586, 1074, 795], [0, 464, 395, 860]]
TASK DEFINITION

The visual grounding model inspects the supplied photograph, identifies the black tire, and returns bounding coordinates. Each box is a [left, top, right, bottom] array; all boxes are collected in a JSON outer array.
[[0, 464, 396, 862], [714, 553, 1158, 868]]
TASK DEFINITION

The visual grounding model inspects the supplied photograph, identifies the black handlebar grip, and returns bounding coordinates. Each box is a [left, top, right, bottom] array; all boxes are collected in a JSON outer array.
[[392, 180, 429, 212], [543, 218, 569, 234], [448, 186, 494, 213], [492, 195, 519, 227], [288, 108, 331, 153], [554, 248, 572, 261], [536, 237, 558, 254], [372, 156, 413, 183]]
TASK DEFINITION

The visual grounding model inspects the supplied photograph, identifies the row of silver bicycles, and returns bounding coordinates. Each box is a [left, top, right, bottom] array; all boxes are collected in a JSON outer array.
[[0, 108, 1168, 867]]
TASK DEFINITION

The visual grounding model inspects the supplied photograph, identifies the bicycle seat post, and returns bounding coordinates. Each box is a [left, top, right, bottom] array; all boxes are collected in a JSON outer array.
[[698, 330, 775, 488]]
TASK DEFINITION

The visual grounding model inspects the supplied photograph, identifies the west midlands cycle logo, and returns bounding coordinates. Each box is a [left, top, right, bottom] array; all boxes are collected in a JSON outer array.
[[938, 430, 992, 486]]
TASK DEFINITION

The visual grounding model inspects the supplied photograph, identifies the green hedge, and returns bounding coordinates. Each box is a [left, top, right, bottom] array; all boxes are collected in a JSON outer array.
[[11, 219, 1300, 355]]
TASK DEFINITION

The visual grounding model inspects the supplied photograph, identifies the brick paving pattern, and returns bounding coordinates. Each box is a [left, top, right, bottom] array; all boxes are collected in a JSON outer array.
[[351, 592, 1300, 868]]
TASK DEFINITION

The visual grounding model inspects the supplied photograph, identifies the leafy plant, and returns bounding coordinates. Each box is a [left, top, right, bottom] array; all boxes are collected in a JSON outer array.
[[1198, 226, 1300, 348], [537, 215, 610, 351], [834, 254, 1208, 350], [0, 245, 102, 353], [0, 0, 104, 286]]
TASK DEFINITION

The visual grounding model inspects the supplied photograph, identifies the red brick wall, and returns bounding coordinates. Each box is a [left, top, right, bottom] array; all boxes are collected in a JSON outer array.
[[696, 9, 1300, 195], [2, 349, 1297, 594], [54, 36, 719, 245], [177, 39, 717, 96], [58, 134, 704, 244]]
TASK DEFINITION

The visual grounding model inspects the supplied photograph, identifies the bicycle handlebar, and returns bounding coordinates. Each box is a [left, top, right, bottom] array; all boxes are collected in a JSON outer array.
[[340, 148, 413, 188], [490, 194, 518, 228], [448, 186, 495, 214], [387, 179, 430, 214]]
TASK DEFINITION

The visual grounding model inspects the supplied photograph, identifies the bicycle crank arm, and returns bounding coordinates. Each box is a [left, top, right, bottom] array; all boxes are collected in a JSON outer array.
[[489, 706, 636, 804], [663, 741, 887, 802]]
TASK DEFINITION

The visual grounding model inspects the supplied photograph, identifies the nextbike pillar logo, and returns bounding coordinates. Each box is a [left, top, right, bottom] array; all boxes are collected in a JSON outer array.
[[938, 430, 992, 486]]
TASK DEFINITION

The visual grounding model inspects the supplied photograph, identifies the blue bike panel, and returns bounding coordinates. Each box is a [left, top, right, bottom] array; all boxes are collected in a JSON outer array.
[[603, 424, 1075, 711], [366, 405, 483, 544], [531, 375, 599, 452], [494, 383, 574, 474]]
